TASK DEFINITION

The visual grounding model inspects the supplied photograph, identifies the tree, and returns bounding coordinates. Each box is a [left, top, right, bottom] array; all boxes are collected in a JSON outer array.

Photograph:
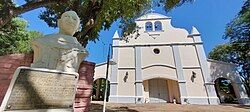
[[0, 18, 42, 55], [0, 0, 193, 47], [209, 0, 250, 96], [208, 44, 234, 63]]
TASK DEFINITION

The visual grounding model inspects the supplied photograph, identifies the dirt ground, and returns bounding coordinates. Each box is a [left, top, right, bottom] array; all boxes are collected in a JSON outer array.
[[90, 102, 250, 112]]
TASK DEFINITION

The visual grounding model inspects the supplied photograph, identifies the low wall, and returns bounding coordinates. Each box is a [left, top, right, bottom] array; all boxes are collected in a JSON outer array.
[[75, 61, 95, 112], [0, 54, 95, 112], [0, 54, 33, 104]]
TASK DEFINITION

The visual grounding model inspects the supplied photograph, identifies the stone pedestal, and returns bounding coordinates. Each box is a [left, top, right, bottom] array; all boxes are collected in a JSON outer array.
[[0, 67, 78, 112], [0, 53, 96, 112]]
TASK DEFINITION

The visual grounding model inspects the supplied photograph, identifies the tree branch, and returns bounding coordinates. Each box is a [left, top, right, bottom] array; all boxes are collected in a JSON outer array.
[[71, 0, 81, 14], [0, 0, 67, 27], [76, 0, 104, 46]]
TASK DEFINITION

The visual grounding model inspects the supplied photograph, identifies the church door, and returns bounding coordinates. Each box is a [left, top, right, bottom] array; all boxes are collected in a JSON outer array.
[[149, 79, 168, 103]]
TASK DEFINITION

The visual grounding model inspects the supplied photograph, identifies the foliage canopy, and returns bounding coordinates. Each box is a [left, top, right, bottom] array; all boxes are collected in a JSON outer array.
[[0, 18, 42, 55]]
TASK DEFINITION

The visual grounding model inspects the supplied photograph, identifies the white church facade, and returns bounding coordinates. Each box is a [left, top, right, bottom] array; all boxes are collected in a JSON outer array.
[[94, 13, 250, 105]]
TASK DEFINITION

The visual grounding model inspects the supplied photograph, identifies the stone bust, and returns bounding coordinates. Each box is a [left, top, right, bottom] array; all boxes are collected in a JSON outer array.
[[31, 11, 88, 73]]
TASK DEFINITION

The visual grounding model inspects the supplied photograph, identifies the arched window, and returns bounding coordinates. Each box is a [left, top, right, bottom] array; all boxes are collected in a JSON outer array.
[[154, 21, 162, 31], [145, 22, 153, 31]]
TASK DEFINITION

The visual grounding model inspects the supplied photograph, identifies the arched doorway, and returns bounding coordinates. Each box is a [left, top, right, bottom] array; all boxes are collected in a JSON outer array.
[[214, 78, 238, 104], [144, 78, 181, 103], [92, 78, 110, 101]]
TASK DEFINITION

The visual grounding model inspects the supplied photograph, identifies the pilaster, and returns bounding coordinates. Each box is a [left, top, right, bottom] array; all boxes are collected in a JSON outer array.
[[134, 46, 144, 103], [109, 31, 119, 102], [172, 45, 188, 104], [191, 26, 219, 104]]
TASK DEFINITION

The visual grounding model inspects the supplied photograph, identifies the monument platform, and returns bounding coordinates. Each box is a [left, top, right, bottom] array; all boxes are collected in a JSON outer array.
[[0, 67, 79, 112]]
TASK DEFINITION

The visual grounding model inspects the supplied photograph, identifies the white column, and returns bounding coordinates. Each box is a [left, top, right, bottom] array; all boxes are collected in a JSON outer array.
[[109, 31, 119, 102], [191, 26, 219, 104], [135, 46, 144, 103], [172, 45, 188, 104]]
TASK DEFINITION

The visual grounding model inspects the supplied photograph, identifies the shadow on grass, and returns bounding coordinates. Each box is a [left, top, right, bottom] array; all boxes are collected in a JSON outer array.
[[232, 104, 250, 109], [90, 103, 139, 112], [221, 104, 250, 110]]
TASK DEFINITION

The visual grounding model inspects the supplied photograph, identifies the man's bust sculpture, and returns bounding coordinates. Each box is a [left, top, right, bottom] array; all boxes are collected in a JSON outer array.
[[31, 11, 88, 73]]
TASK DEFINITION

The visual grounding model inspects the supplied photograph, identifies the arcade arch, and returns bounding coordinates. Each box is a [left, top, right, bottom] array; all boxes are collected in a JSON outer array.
[[92, 78, 110, 101]]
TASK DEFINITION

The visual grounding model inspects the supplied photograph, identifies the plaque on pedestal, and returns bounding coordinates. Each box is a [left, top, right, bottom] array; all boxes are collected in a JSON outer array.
[[0, 67, 78, 112]]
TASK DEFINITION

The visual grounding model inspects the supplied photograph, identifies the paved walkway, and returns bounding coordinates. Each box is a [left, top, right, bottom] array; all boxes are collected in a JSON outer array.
[[90, 102, 250, 112]]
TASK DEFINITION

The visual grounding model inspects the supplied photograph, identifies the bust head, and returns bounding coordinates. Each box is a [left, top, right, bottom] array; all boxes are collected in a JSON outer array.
[[58, 11, 80, 36]]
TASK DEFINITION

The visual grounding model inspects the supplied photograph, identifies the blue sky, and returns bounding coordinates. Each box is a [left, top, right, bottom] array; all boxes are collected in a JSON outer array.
[[15, 0, 244, 64]]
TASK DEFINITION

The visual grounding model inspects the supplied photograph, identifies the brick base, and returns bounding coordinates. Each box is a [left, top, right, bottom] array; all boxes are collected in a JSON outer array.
[[75, 61, 95, 112], [0, 54, 33, 105]]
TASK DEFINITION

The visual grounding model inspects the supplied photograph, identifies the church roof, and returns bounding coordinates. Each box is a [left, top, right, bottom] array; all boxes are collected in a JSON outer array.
[[135, 13, 171, 21]]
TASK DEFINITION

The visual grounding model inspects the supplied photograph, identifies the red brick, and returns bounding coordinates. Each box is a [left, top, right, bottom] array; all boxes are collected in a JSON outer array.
[[19, 61, 26, 65], [77, 79, 92, 85], [0, 68, 13, 74], [8, 74, 14, 80], [77, 83, 92, 89], [10, 65, 22, 70], [0, 84, 8, 90], [1, 60, 20, 65], [0, 80, 11, 87], [0, 89, 8, 96], [77, 80, 86, 85], [0, 63, 12, 68], [5, 64, 13, 68], [0, 58, 11, 63], [74, 107, 89, 112], [20, 62, 31, 66], [0, 97, 3, 105], [0, 84, 9, 97], [25, 54, 33, 58], [78, 75, 87, 80], [74, 101, 89, 107], [0, 82, 9, 87], [0, 74, 11, 80], [10, 54, 26, 60], [78, 66, 87, 73], [75, 98, 91, 103], [75, 89, 92, 98], [79, 75, 93, 81], [76, 88, 92, 94], [0, 55, 7, 60], [78, 75, 87, 79]]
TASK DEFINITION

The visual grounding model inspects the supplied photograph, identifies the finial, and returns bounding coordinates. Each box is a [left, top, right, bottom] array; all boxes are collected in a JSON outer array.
[[149, 8, 155, 13], [191, 26, 200, 35], [113, 30, 120, 39]]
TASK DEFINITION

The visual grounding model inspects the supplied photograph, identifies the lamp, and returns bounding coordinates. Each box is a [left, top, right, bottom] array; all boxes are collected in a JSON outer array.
[[103, 44, 116, 112], [191, 71, 196, 82], [123, 72, 128, 82], [108, 59, 117, 65], [192, 71, 196, 78]]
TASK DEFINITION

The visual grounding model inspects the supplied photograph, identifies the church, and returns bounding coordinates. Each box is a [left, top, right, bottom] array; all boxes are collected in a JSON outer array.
[[94, 12, 250, 105]]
